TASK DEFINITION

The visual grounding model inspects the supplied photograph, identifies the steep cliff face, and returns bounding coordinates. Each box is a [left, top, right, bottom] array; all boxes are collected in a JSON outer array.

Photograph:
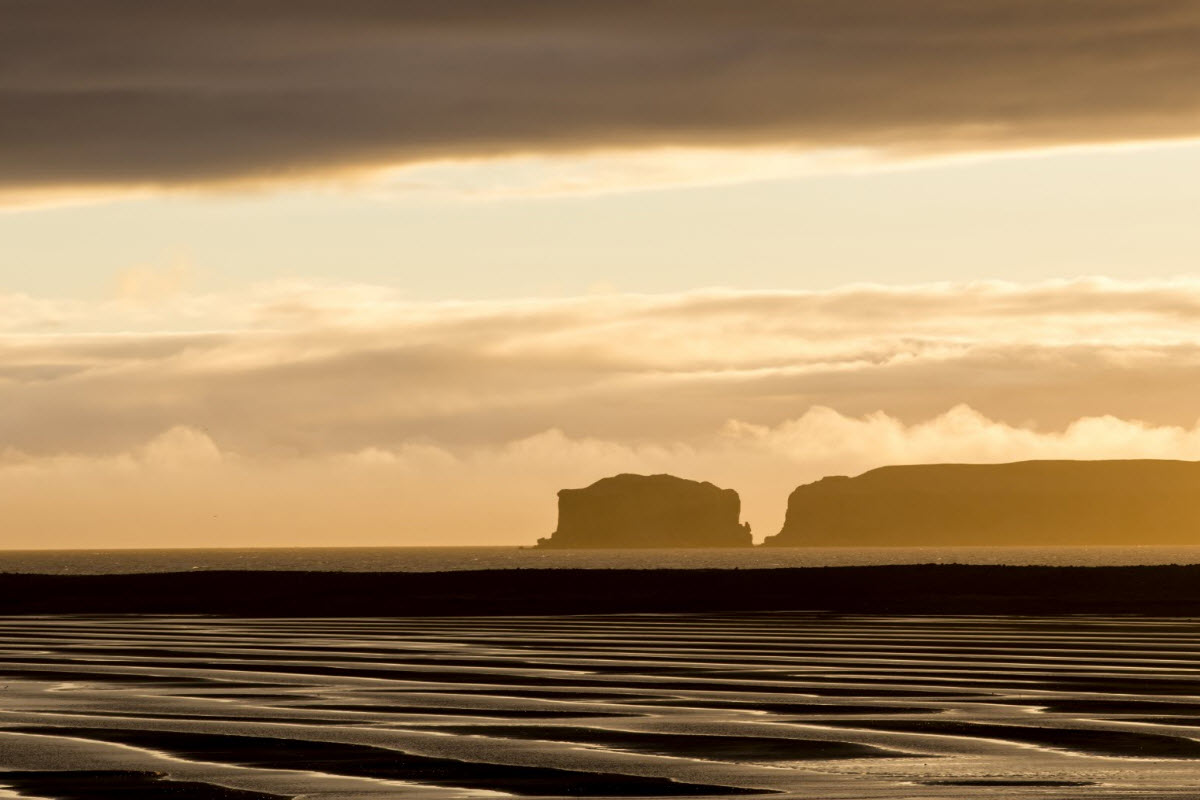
[[537, 473, 752, 548], [764, 459, 1200, 547]]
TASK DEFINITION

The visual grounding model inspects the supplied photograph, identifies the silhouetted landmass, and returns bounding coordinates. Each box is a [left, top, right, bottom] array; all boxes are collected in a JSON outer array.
[[765, 459, 1200, 546], [537, 473, 751, 548], [7, 564, 1200, 616]]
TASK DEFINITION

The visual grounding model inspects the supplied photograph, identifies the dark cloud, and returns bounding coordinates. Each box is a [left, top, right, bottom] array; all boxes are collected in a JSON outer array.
[[2, 0, 1198, 189]]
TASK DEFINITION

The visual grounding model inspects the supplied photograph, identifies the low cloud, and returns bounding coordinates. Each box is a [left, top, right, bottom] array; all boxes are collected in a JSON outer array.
[[6, 277, 1200, 458], [7, 408, 1200, 549], [3, 1, 1199, 193], [5, 277, 1200, 546]]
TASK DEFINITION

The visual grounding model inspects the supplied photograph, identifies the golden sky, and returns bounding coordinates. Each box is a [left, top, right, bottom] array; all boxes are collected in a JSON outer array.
[[3, 2, 1200, 547]]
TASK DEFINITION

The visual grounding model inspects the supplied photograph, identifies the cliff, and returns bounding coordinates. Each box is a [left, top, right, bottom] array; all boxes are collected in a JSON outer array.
[[536, 473, 752, 548], [764, 459, 1200, 547]]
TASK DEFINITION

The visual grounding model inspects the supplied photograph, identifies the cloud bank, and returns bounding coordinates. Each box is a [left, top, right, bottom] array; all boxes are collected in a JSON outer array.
[[4, 1, 1199, 191], [9, 408, 1200, 549], [5, 277, 1200, 546]]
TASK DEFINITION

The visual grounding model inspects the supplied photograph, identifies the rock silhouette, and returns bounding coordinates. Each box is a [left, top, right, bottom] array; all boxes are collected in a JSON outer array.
[[764, 459, 1200, 547], [537, 473, 752, 548]]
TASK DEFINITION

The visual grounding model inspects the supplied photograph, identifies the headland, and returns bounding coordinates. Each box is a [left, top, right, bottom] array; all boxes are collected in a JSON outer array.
[[765, 459, 1200, 546]]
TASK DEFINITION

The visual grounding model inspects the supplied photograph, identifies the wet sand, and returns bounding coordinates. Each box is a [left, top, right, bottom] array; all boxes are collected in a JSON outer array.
[[5, 614, 1200, 797], [0, 770, 285, 800]]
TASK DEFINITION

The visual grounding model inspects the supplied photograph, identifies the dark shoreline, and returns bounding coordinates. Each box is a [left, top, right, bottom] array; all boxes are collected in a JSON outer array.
[[4, 563, 1200, 616]]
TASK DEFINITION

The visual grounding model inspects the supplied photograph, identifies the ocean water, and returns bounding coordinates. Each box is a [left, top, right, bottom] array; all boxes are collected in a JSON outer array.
[[5, 544, 1200, 574]]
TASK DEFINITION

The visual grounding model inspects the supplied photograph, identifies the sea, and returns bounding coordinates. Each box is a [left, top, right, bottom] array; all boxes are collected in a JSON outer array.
[[4, 545, 1200, 574]]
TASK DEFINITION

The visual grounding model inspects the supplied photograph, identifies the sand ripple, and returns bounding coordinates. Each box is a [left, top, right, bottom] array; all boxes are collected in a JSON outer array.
[[3, 614, 1200, 797]]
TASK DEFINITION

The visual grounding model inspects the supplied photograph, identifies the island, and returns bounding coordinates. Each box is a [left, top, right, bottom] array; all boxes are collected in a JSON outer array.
[[763, 459, 1200, 547], [536, 473, 752, 548]]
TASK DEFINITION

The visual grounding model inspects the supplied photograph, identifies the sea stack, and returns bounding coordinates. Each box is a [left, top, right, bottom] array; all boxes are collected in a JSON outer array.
[[763, 459, 1200, 547], [536, 473, 752, 548]]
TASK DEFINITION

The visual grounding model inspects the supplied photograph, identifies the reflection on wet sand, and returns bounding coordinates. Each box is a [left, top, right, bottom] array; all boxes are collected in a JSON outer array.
[[4, 614, 1200, 797]]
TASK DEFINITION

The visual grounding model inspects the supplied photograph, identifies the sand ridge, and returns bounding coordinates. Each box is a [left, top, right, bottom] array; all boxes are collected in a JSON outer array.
[[3, 614, 1200, 797]]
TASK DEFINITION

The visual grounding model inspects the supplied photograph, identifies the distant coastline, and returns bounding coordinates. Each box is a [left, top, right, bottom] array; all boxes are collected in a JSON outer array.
[[765, 459, 1200, 547], [539, 460, 1200, 549]]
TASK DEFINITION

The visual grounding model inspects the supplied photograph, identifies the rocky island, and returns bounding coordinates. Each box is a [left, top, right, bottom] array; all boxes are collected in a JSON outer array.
[[763, 459, 1200, 547], [536, 473, 752, 548]]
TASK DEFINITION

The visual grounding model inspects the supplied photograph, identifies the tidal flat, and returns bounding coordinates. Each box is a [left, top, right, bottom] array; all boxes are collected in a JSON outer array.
[[4, 614, 1200, 798]]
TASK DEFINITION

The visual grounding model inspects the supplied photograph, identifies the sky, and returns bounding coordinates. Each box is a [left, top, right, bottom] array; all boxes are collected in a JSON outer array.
[[3, 1, 1200, 548]]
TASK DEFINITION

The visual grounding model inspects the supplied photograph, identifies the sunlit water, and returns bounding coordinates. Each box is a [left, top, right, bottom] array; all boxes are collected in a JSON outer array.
[[6, 613, 1200, 798], [5, 545, 1200, 574]]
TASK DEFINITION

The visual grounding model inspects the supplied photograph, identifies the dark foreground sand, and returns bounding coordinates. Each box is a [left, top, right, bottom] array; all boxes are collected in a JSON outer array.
[[5, 614, 1200, 797], [6, 564, 1200, 616]]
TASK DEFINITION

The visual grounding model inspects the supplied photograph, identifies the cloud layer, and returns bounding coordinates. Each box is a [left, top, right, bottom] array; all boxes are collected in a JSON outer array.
[[10, 408, 1200, 549], [4, 1, 1200, 191], [5, 277, 1200, 546]]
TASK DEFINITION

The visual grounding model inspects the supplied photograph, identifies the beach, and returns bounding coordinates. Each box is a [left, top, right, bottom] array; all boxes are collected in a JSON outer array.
[[5, 564, 1200, 616], [5, 613, 1200, 798]]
